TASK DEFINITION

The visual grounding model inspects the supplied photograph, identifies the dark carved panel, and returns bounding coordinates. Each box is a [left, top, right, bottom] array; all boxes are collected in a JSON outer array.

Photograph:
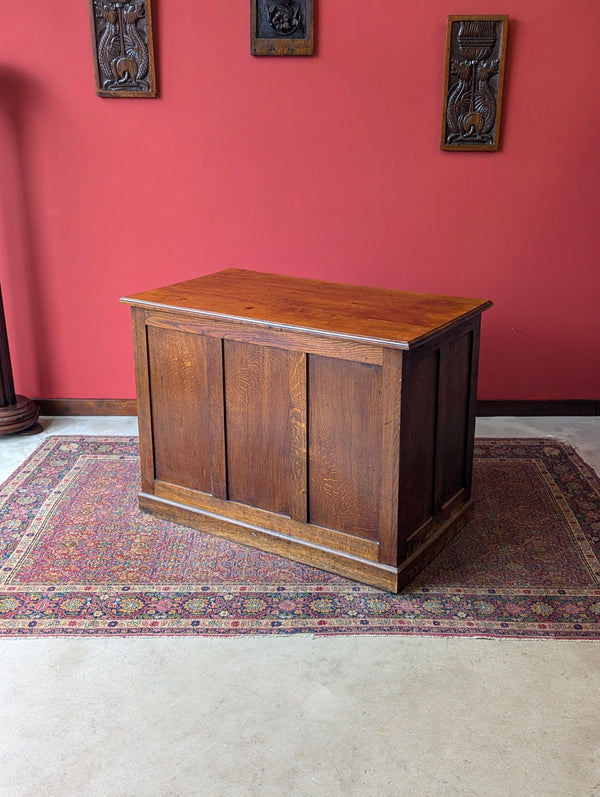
[[441, 16, 508, 151], [89, 1, 157, 97], [251, 0, 314, 56]]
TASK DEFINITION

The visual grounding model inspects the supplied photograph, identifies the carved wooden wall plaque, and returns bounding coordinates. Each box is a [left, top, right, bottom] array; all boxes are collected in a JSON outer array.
[[251, 0, 314, 56], [89, 1, 157, 97], [441, 15, 508, 151]]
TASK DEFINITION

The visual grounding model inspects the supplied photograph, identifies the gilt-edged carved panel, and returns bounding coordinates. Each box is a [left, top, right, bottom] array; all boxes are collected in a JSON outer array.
[[89, 1, 157, 97], [441, 15, 508, 151], [251, 0, 314, 56]]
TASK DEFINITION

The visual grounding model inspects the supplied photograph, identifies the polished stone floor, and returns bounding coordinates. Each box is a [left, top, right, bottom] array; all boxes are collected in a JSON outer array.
[[0, 416, 599, 796]]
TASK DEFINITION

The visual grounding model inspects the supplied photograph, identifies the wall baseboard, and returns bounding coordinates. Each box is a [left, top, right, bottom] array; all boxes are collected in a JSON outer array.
[[476, 400, 600, 416], [35, 399, 137, 416], [34, 398, 600, 417]]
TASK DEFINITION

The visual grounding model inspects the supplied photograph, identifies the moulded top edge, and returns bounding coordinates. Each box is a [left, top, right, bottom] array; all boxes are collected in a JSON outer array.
[[120, 268, 493, 349]]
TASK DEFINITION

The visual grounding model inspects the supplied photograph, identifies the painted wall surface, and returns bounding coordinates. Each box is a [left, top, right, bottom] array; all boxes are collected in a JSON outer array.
[[0, 1, 598, 401]]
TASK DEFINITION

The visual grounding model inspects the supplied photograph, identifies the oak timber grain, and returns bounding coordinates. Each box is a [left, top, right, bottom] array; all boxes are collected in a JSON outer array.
[[308, 355, 383, 541], [139, 492, 396, 591], [144, 312, 383, 364], [152, 479, 380, 562], [224, 340, 291, 515], [123, 269, 492, 349], [122, 269, 492, 592], [131, 307, 155, 493], [288, 351, 308, 523], [147, 325, 213, 493], [377, 347, 403, 566], [397, 348, 438, 552], [434, 331, 471, 512]]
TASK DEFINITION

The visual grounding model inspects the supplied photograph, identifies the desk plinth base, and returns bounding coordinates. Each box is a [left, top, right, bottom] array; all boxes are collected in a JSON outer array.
[[139, 492, 473, 593]]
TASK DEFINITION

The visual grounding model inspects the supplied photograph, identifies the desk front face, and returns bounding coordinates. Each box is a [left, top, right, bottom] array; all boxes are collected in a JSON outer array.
[[130, 306, 481, 592]]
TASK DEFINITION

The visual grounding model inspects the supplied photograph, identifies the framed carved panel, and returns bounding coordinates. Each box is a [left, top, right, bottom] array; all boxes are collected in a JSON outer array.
[[441, 15, 508, 151], [251, 0, 314, 56], [89, 1, 157, 97]]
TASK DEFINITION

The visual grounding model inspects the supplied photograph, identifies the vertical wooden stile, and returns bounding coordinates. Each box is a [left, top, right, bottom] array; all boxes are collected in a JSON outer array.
[[433, 346, 448, 515], [463, 319, 481, 500], [132, 309, 155, 493], [289, 351, 308, 522], [377, 347, 403, 566], [207, 336, 227, 499]]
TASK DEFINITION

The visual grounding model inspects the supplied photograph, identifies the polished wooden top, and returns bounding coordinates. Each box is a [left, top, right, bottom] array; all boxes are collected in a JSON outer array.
[[121, 269, 492, 349]]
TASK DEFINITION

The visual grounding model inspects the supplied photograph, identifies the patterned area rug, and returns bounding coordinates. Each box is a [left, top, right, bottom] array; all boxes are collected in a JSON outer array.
[[1, 436, 599, 638]]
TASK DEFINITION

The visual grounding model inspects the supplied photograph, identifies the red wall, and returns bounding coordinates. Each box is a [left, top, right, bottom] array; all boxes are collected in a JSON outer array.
[[1, 1, 599, 401]]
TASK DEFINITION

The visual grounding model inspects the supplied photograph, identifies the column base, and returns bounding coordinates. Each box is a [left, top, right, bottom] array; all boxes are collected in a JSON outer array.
[[0, 395, 42, 435]]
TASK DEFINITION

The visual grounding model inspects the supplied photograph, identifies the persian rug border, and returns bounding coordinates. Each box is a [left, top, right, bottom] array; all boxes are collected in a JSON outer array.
[[1, 436, 599, 639]]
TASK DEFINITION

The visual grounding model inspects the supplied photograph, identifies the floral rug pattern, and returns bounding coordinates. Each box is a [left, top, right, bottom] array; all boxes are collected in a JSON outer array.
[[1, 436, 599, 637]]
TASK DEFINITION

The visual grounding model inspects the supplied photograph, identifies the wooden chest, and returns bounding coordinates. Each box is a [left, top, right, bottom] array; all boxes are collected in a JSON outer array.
[[121, 269, 492, 591]]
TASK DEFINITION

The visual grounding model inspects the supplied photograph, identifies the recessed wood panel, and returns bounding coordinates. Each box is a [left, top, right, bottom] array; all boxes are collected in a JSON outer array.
[[224, 340, 291, 515], [147, 326, 213, 493], [436, 331, 472, 505], [398, 350, 439, 541], [308, 355, 383, 540]]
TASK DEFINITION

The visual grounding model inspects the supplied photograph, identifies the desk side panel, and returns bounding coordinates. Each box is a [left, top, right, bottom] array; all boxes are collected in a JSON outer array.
[[399, 321, 479, 558]]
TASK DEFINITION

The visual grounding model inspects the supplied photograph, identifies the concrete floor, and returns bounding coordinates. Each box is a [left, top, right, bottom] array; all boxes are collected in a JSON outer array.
[[0, 417, 599, 797]]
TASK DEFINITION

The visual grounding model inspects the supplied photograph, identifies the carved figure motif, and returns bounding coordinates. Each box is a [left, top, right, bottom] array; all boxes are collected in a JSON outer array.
[[445, 20, 500, 146], [93, 1, 152, 93], [267, 1, 304, 36]]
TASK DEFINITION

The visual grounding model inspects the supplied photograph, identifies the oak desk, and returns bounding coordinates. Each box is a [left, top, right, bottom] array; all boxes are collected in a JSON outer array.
[[122, 269, 492, 591]]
